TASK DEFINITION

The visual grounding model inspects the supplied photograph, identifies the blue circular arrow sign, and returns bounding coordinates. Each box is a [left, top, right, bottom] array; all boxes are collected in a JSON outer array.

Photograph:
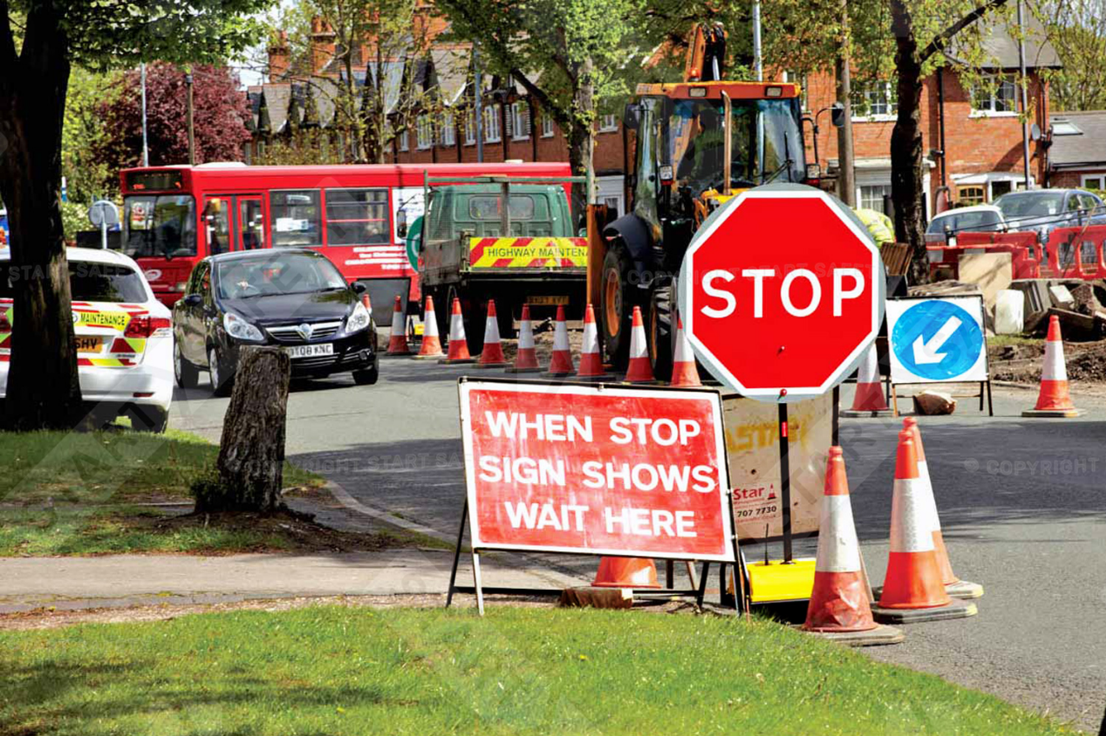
[[891, 300, 983, 381]]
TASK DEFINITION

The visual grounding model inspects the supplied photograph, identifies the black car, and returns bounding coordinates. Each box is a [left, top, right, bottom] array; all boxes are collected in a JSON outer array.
[[173, 248, 378, 395]]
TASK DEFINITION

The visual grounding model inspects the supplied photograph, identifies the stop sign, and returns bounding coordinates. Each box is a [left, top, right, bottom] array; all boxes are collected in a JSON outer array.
[[677, 186, 884, 402]]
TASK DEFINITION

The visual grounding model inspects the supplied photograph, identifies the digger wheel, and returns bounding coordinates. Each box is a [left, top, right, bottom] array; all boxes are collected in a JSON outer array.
[[600, 244, 643, 368]]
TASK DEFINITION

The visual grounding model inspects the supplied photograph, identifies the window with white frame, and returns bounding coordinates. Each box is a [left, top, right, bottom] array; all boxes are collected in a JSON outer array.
[[416, 115, 432, 150], [859, 184, 892, 212], [1081, 174, 1105, 190], [441, 112, 456, 146], [542, 114, 554, 138], [854, 82, 897, 118], [398, 128, 409, 151], [971, 75, 1017, 114], [464, 109, 476, 145], [483, 104, 502, 142], [509, 101, 530, 139], [599, 113, 618, 132]]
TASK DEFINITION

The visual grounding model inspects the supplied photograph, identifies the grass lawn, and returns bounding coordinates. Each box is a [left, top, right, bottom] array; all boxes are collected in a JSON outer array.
[[0, 429, 324, 556], [0, 606, 1072, 736]]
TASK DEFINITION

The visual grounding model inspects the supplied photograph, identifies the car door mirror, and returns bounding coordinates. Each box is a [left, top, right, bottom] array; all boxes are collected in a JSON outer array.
[[183, 293, 202, 307], [352, 281, 367, 295]]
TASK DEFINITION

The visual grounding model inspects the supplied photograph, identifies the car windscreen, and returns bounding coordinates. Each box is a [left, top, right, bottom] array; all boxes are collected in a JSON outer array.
[[123, 194, 197, 258], [995, 193, 1064, 218], [214, 253, 347, 300], [927, 210, 1002, 235], [0, 260, 147, 302]]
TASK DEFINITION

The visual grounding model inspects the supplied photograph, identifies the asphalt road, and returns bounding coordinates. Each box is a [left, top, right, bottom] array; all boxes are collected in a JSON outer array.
[[171, 351, 1106, 732]]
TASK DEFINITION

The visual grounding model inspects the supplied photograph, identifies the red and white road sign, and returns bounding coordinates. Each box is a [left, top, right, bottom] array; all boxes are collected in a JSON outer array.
[[459, 380, 735, 561], [678, 186, 885, 401]]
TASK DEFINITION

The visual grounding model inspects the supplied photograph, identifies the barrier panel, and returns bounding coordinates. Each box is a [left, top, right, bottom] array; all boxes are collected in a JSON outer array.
[[1045, 225, 1106, 280]]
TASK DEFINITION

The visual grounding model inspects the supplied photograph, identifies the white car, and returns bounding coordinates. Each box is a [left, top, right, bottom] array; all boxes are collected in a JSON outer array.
[[0, 247, 174, 431], [925, 204, 1008, 245]]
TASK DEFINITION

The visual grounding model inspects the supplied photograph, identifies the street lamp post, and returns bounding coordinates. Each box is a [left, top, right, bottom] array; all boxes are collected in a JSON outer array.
[[185, 71, 195, 165], [140, 63, 149, 167]]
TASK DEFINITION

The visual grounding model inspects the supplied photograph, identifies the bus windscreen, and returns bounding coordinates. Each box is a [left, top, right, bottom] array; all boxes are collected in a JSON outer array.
[[123, 195, 197, 258]]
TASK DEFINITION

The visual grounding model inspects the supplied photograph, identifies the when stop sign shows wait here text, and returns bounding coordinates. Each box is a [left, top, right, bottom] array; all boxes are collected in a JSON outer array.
[[678, 188, 884, 402]]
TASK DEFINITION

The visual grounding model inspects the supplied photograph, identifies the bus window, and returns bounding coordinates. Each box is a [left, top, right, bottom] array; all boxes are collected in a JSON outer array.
[[122, 194, 196, 258], [203, 197, 234, 255], [325, 188, 390, 246], [271, 190, 322, 247]]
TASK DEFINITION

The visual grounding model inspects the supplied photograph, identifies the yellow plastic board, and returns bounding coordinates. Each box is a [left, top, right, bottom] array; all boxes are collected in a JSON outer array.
[[746, 558, 816, 604]]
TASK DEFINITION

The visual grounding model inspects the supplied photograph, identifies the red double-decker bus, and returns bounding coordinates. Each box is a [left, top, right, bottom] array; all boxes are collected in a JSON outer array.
[[118, 161, 572, 322]]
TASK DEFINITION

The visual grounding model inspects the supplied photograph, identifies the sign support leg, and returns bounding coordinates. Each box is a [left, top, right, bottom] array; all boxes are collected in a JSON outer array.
[[891, 384, 900, 417], [472, 551, 485, 616], [778, 402, 793, 564], [986, 379, 994, 417], [696, 562, 710, 609], [446, 500, 468, 609]]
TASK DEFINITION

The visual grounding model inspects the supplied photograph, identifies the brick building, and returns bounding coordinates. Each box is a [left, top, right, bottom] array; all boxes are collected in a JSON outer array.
[[1046, 111, 1106, 190]]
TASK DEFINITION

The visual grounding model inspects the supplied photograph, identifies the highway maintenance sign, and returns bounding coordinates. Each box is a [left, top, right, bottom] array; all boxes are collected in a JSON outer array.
[[458, 379, 736, 561], [678, 185, 885, 402], [887, 296, 987, 384]]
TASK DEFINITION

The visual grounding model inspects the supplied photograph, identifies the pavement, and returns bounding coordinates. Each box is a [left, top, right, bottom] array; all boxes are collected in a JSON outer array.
[[3, 348, 1105, 731]]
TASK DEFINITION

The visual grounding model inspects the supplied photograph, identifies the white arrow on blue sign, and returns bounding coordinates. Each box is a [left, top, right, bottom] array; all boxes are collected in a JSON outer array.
[[886, 297, 988, 384]]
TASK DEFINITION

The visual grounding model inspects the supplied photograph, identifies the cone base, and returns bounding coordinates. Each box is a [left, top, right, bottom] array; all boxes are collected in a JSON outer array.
[[801, 624, 904, 647], [384, 350, 412, 357], [804, 571, 877, 633], [840, 409, 894, 418], [412, 352, 445, 360], [622, 378, 659, 385], [504, 366, 544, 374], [1021, 408, 1085, 418], [946, 580, 984, 599], [473, 361, 511, 369], [438, 357, 477, 365], [592, 557, 660, 589], [574, 373, 616, 382], [872, 599, 977, 624], [559, 586, 634, 609]]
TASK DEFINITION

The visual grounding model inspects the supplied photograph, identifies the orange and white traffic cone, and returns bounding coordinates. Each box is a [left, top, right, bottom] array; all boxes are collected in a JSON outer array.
[[902, 418, 983, 599], [385, 295, 410, 356], [803, 447, 877, 633], [476, 300, 510, 368], [624, 305, 655, 383], [873, 429, 976, 623], [576, 304, 613, 380], [1023, 315, 1083, 417], [413, 296, 443, 360], [505, 304, 541, 373], [842, 343, 890, 417], [545, 305, 574, 376], [592, 556, 660, 589], [669, 314, 701, 387], [440, 297, 475, 364]]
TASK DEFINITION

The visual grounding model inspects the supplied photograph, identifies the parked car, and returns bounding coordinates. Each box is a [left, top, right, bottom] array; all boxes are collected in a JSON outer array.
[[925, 204, 1008, 245], [0, 246, 174, 431], [173, 248, 378, 395], [992, 189, 1106, 245]]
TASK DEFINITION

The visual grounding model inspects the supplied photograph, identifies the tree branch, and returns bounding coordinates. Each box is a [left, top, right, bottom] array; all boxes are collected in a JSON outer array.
[[920, 0, 1010, 63]]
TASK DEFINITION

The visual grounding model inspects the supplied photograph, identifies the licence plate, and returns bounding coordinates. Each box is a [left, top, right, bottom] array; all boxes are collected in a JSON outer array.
[[285, 343, 334, 359], [74, 336, 102, 353], [528, 296, 570, 306]]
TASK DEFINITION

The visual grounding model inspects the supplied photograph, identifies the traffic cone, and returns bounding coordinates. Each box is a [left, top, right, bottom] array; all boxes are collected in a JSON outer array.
[[440, 297, 475, 364], [361, 293, 373, 312], [413, 296, 443, 360], [592, 556, 660, 589], [902, 418, 984, 599], [624, 305, 655, 383], [872, 429, 976, 623], [505, 304, 541, 373], [385, 295, 410, 356], [669, 314, 701, 387], [841, 343, 890, 417], [803, 447, 877, 633], [545, 305, 574, 376], [475, 300, 510, 368], [1023, 315, 1084, 417], [576, 304, 613, 380]]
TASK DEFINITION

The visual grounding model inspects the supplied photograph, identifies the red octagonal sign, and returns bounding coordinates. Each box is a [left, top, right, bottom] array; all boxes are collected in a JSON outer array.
[[678, 187, 884, 402]]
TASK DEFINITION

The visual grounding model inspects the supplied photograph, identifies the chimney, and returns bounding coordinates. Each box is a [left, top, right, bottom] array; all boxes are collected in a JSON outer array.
[[311, 16, 337, 75], [268, 30, 290, 81]]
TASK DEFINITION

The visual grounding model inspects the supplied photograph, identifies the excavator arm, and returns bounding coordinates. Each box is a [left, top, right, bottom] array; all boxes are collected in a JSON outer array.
[[682, 22, 727, 82]]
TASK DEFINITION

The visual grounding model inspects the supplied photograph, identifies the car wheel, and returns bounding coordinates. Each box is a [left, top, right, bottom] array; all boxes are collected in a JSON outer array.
[[174, 338, 199, 389], [209, 345, 234, 397], [352, 365, 378, 386], [130, 405, 169, 433]]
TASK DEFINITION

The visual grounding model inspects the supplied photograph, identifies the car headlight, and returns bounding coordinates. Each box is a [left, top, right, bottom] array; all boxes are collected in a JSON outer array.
[[223, 312, 265, 342], [345, 301, 371, 334]]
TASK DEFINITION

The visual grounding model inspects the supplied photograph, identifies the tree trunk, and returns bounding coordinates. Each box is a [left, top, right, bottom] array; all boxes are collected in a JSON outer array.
[[0, 6, 83, 430], [567, 60, 596, 218], [202, 347, 291, 513], [889, 0, 928, 284]]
